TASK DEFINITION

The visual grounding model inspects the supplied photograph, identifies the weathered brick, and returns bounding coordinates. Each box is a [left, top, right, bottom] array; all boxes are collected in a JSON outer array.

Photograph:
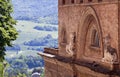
[[43, 0, 120, 77]]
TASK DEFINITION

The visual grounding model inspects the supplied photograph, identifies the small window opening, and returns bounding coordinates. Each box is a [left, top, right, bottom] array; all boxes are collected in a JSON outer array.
[[88, 0, 92, 2], [98, 0, 102, 2], [80, 0, 83, 3], [62, 0, 65, 5], [62, 30, 67, 43], [71, 0, 74, 4], [91, 29, 100, 47]]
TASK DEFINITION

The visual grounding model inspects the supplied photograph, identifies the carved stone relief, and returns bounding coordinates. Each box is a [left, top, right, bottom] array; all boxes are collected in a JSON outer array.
[[66, 32, 76, 57], [102, 34, 118, 64]]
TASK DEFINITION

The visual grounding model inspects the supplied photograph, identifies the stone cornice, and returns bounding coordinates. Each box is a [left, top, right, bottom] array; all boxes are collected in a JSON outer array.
[[38, 52, 120, 76], [59, 1, 119, 8]]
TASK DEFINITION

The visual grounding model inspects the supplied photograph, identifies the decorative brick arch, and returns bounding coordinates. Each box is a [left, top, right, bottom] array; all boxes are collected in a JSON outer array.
[[77, 6, 103, 61]]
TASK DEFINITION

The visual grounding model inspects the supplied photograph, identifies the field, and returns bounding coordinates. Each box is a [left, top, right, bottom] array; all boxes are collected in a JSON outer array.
[[5, 20, 58, 58], [4, 20, 58, 77], [4, 0, 58, 76]]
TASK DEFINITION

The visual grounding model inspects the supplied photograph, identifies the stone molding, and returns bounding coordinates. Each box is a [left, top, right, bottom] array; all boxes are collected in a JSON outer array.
[[77, 6, 103, 60]]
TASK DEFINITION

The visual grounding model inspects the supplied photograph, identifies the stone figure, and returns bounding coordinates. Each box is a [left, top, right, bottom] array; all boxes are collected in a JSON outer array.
[[66, 32, 76, 57], [102, 34, 118, 64]]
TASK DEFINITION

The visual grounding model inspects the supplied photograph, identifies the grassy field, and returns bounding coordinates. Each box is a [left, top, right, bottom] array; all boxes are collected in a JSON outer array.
[[14, 20, 58, 43]]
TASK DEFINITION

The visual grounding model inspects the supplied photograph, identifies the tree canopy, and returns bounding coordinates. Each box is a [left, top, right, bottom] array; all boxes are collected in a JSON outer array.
[[0, 0, 18, 61]]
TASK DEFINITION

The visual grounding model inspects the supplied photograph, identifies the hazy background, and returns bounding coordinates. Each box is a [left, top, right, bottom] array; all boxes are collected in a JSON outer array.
[[5, 0, 58, 77]]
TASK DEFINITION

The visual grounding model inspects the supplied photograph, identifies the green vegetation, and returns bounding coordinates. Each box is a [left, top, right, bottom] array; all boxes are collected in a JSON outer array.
[[0, 0, 18, 76], [0, 0, 18, 61], [0, 63, 4, 77], [41, 70, 44, 77], [16, 73, 26, 77], [5, 55, 44, 77], [5, 20, 58, 52]]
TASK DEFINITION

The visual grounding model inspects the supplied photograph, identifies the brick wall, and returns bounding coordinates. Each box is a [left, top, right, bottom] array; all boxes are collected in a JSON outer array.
[[43, 1, 120, 77]]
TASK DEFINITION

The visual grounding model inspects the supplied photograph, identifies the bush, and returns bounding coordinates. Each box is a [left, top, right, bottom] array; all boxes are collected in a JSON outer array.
[[34, 26, 58, 31], [24, 34, 58, 48], [6, 45, 21, 51], [5, 55, 44, 77]]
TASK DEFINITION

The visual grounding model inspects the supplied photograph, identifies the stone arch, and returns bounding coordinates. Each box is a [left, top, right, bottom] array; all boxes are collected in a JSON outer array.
[[77, 6, 103, 61]]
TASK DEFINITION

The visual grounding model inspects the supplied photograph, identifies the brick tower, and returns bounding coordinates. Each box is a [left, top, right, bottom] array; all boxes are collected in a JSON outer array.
[[38, 0, 120, 77]]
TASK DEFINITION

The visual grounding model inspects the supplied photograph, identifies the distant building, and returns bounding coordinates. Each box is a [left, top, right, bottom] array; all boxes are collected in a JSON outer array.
[[38, 0, 120, 77], [31, 68, 42, 77], [31, 72, 40, 77]]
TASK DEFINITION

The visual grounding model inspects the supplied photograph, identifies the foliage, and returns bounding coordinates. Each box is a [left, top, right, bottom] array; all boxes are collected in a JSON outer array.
[[38, 15, 58, 25], [24, 34, 58, 48], [17, 73, 27, 77], [27, 46, 44, 51], [34, 25, 58, 31], [40, 70, 44, 77], [0, 62, 4, 77], [5, 55, 44, 77], [6, 44, 20, 51], [12, 0, 58, 24], [0, 0, 18, 61], [0, 0, 18, 77]]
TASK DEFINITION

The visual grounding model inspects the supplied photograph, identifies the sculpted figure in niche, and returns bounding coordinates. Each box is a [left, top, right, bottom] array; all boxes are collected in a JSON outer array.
[[102, 34, 118, 64], [66, 32, 76, 57]]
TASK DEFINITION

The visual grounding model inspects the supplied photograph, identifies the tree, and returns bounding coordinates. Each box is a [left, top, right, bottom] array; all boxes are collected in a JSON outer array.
[[0, 0, 18, 76], [0, 0, 18, 61]]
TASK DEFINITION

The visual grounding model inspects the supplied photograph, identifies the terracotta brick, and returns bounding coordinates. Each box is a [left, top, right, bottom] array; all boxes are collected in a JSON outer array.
[[43, 0, 120, 77]]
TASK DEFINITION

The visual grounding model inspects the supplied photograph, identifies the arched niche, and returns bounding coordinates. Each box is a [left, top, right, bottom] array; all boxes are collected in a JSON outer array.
[[59, 23, 67, 45], [77, 6, 103, 61]]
